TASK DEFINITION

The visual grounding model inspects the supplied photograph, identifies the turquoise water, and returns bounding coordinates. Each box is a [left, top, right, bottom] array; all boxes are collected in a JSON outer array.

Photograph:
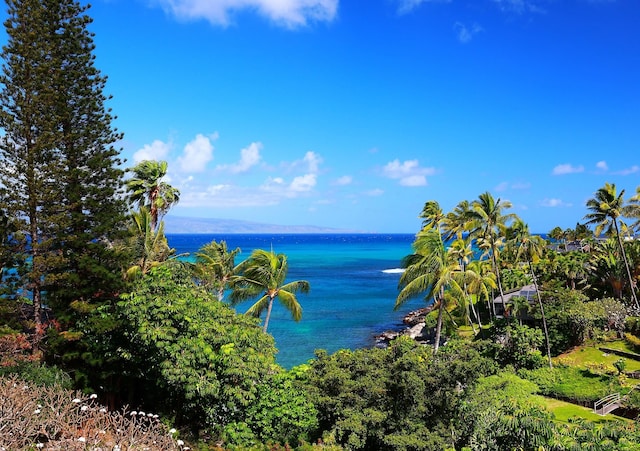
[[167, 233, 424, 368]]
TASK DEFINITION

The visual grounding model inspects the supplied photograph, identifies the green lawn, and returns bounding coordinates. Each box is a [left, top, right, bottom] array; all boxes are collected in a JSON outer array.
[[601, 339, 640, 355], [537, 395, 630, 423], [555, 342, 640, 372]]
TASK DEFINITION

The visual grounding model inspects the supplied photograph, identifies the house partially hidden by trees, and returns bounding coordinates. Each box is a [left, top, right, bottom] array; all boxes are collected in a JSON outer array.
[[493, 284, 537, 318]]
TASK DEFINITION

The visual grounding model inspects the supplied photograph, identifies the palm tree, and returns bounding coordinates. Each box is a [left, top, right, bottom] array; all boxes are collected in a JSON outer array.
[[557, 252, 589, 290], [466, 259, 497, 321], [126, 207, 174, 280], [448, 237, 480, 333], [396, 227, 464, 353], [419, 200, 445, 232], [624, 185, 640, 233], [468, 192, 517, 314], [508, 295, 529, 326], [443, 199, 473, 241], [511, 218, 552, 368], [193, 240, 241, 301], [584, 183, 639, 310], [588, 238, 627, 300], [125, 160, 180, 231], [229, 249, 310, 332], [548, 226, 564, 244]]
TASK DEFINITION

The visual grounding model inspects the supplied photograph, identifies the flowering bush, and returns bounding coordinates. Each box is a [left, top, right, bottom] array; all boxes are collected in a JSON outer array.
[[0, 375, 188, 450]]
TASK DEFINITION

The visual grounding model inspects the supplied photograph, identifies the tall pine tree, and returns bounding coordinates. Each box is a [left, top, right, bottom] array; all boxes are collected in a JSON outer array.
[[0, 0, 129, 336]]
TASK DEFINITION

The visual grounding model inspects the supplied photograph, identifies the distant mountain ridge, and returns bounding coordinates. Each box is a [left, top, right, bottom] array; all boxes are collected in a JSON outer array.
[[164, 216, 361, 234]]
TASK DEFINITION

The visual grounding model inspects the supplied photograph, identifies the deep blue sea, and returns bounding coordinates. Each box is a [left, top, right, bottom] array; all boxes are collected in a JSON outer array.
[[166, 233, 424, 369]]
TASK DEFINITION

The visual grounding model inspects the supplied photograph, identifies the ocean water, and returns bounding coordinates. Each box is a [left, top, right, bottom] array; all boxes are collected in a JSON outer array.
[[167, 233, 425, 369]]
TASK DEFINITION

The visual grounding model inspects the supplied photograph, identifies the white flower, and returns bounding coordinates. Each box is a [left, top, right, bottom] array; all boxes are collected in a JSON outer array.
[[147, 412, 154, 417], [99, 408, 107, 413], [153, 414, 159, 419], [72, 398, 81, 403], [177, 439, 184, 446], [130, 411, 137, 416], [113, 446, 121, 451], [169, 428, 177, 434], [36, 444, 44, 449], [138, 411, 145, 416], [81, 405, 88, 411], [90, 394, 98, 399], [77, 437, 86, 442], [33, 409, 41, 414]]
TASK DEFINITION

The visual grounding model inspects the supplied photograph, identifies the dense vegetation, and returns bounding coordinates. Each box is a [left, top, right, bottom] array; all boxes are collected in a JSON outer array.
[[2, 1, 640, 450]]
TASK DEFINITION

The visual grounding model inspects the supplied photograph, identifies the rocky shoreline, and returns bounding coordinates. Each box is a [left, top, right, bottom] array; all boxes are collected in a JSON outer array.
[[374, 306, 434, 347]]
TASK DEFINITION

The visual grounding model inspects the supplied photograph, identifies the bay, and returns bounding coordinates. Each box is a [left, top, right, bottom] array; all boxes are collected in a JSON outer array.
[[167, 233, 425, 369]]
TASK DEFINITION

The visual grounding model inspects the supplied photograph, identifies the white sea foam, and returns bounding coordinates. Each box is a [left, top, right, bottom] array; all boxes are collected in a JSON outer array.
[[382, 268, 405, 274]]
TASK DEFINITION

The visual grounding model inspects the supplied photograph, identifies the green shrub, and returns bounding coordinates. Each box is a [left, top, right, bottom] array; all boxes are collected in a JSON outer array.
[[625, 317, 640, 336], [624, 332, 640, 353], [519, 366, 611, 404], [0, 362, 72, 389]]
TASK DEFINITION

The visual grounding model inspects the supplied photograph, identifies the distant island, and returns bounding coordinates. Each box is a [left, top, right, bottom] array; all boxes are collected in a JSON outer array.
[[164, 216, 363, 234]]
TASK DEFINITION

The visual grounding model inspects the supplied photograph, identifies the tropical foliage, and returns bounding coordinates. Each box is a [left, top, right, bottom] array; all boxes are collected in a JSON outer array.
[[4, 0, 640, 448], [230, 249, 310, 332], [125, 159, 180, 231], [118, 263, 278, 435]]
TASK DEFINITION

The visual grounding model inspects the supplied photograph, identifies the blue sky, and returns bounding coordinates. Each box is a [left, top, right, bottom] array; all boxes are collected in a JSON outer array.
[[16, 0, 640, 233]]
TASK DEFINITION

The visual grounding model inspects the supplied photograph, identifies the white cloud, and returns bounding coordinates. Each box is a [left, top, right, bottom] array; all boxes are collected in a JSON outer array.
[[133, 139, 172, 163], [365, 188, 384, 196], [217, 142, 263, 174], [303, 151, 323, 174], [596, 160, 608, 171], [179, 173, 316, 208], [180, 183, 281, 207], [397, 0, 451, 15], [616, 165, 640, 176], [400, 175, 427, 187], [155, 0, 338, 28], [283, 150, 324, 174], [332, 175, 353, 186], [492, 0, 545, 14], [495, 181, 509, 192], [541, 198, 572, 208], [382, 159, 435, 187], [552, 163, 584, 175], [495, 181, 530, 192], [261, 176, 286, 190], [454, 22, 483, 44], [178, 134, 215, 172], [260, 173, 317, 196], [290, 173, 317, 192], [511, 181, 531, 190]]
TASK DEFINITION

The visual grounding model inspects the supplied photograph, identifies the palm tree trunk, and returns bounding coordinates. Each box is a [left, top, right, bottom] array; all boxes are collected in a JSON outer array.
[[434, 288, 445, 354], [487, 288, 496, 320], [469, 294, 483, 331], [614, 221, 640, 310], [462, 261, 480, 334], [492, 250, 507, 315], [530, 261, 552, 369], [263, 295, 275, 332]]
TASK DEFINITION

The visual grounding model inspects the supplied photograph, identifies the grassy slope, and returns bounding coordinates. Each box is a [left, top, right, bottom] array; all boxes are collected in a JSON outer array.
[[538, 395, 631, 423], [556, 343, 640, 372], [541, 340, 640, 422]]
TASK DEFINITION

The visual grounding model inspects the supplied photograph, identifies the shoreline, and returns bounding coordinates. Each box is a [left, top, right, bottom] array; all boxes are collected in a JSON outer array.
[[374, 306, 433, 346]]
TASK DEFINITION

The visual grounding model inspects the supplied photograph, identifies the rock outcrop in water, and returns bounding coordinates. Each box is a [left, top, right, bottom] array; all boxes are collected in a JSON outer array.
[[374, 306, 433, 347]]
